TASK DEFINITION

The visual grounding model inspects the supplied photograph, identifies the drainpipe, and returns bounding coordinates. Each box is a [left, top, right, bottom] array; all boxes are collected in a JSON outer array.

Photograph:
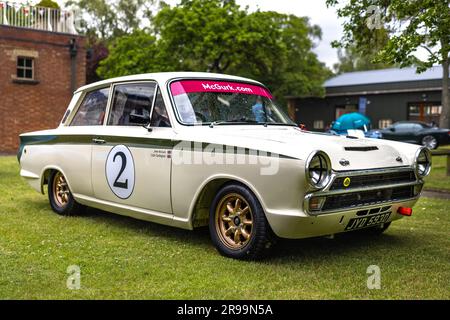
[[69, 38, 78, 93]]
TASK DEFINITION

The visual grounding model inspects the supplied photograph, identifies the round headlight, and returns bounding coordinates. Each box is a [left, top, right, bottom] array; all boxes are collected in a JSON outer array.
[[415, 147, 432, 177], [306, 151, 332, 189]]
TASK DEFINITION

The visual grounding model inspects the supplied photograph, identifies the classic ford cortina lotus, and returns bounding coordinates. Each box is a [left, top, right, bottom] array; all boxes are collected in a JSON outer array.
[[18, 72, 432, 259]]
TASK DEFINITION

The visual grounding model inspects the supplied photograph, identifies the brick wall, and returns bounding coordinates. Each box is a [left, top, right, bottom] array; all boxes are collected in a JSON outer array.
[[0, 26, 86, 154]]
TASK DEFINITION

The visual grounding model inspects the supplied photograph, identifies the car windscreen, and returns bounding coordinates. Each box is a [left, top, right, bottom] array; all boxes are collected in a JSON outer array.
[[169, 80, 295, 126]]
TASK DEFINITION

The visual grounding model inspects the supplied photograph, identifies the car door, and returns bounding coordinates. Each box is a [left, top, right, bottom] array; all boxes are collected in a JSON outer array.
[[64, 86, 111, 197], [411, 123, 425, 144], [384, 123, 413, 142], [91, 81, 174, 214]]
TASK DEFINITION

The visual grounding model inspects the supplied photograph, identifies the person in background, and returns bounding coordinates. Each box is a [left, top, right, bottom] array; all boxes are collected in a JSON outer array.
[[252, 96, 266, 122]]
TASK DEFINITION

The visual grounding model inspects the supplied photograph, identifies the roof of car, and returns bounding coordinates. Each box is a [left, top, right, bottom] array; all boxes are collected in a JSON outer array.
[[75, 72, 263, 93], [395, 121, 430, 126], [324, 66, 443, 88]]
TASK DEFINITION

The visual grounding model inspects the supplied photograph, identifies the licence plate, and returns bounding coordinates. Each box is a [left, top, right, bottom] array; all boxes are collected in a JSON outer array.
[[345, 212, 391, 231]]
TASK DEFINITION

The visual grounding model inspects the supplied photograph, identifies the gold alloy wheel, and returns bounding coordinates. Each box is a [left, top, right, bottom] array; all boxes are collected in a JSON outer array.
[[215, 193, 254, 249], [53, 172, 70, 207]]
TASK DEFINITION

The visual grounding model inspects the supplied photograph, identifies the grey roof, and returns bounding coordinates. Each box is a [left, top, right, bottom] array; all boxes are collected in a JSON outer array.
[[324, 66, 444, 88]]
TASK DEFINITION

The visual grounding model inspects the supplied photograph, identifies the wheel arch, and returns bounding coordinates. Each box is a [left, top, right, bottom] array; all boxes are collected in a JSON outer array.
[[190, 175, 267, 228], [40, 165, 73, 195]]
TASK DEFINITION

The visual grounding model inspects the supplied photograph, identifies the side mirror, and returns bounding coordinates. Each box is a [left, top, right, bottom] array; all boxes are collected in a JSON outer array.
[[389, 127, 395, 132], [142, 123, 152, 132]]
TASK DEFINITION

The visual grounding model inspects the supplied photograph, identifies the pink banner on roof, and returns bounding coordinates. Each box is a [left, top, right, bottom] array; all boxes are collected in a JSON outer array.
[[170, 80, 273, 98]]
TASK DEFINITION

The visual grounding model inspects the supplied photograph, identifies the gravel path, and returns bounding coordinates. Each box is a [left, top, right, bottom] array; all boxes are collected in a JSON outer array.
[[422, 190, 450, 200]]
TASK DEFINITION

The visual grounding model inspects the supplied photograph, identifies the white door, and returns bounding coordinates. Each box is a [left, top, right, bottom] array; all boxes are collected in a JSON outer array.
[[91, 82, 174, 214]]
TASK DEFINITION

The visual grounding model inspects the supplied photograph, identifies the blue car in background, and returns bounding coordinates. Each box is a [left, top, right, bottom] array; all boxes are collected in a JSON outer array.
[[329, 112, 382, 139]]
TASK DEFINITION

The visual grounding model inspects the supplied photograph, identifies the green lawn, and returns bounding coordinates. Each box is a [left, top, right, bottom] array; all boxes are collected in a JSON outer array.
[[0, 156, 449, 299], [425, 146, 450, 192]]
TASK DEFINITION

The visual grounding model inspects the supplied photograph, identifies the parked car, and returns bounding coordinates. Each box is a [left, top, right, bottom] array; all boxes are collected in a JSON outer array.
[[18, 72, 431, 260], [379, 121, 450, 149]]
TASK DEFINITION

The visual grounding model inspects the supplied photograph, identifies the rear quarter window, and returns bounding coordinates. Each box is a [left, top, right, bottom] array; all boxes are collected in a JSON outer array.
[[71, 88, 110, 126]]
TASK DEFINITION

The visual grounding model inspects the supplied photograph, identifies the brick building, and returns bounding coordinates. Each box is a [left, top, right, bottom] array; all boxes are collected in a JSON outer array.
[[0, 4, 85, 153]]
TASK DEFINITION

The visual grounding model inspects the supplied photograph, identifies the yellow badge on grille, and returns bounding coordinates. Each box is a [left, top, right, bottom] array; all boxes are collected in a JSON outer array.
[[343, 177, 351, 187]]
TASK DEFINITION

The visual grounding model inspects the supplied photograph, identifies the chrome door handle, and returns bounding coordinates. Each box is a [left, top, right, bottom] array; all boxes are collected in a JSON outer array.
[[92, 138, 106, 144]]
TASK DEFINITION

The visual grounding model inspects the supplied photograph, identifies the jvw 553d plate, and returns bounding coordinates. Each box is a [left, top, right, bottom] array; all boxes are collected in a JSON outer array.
[[345, 212, 391, 231]]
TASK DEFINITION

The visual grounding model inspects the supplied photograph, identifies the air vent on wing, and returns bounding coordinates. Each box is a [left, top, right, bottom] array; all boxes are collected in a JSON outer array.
[[344, 146, 379, 151]]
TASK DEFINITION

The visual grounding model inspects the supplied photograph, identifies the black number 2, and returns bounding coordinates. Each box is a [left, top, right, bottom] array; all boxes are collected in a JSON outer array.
[[113, 151, 128, 189]]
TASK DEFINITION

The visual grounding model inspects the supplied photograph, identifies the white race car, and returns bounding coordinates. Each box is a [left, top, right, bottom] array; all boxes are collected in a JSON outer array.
[[18, 72, 432, 259]]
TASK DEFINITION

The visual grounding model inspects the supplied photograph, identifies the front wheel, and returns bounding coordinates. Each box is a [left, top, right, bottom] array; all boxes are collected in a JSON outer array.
[[48, 170, 85, 216], [209, 183, 275, 260]]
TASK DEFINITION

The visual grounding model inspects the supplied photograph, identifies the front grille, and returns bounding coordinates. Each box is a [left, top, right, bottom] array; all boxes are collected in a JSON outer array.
[[330, 170, 416, 190], [321, 186, 415, 211]]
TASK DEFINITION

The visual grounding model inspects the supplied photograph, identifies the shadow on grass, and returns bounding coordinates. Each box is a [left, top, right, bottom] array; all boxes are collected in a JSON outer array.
[[66, 205, 414, 264], [83, 207, 212, 247], [271, 233, 408, 263]]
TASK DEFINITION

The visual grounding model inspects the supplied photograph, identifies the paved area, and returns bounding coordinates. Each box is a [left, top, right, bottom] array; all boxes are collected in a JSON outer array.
[[422, 190, 450, 200]]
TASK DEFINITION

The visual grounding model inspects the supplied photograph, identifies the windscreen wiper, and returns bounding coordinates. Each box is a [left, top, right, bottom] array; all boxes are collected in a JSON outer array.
[[262, 122, 297, 127], [208, 119, 258, 128]]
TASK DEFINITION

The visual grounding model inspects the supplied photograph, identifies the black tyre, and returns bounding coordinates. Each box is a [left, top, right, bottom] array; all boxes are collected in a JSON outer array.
[[421, 135, 438, 150], [48, 170, 85, 216], [209, 183, 275, 260], [358, 222, 391, 235]]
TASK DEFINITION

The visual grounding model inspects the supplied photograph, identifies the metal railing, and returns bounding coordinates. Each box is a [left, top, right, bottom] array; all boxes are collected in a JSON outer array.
[[0, 1, 77, 34]]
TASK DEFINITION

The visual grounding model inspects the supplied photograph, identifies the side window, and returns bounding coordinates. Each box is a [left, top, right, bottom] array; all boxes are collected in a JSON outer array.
[[150, 88, 171, 127], [71, 88, 109, 126], [395, 123, 411, 132], [108, 82, 156, 126]]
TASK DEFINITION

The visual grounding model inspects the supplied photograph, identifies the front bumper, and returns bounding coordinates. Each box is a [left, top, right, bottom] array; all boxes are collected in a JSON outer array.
[[266, 166, 423, 239], [265, 198, 418, 239]]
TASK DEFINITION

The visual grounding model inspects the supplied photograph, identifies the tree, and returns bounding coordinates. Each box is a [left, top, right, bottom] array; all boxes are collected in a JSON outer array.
[[66, 0, 153, 40], [99, 0, 330, 104], [231, 11, 330, 101], [85, 37, 109, 83], [326, 0, 450, 128], [65, 0, 157, 83], [37, 0, 59, 9], [333, 31, 393, 74], [152, 0, 246, 73], [96, 30, 168, 78]]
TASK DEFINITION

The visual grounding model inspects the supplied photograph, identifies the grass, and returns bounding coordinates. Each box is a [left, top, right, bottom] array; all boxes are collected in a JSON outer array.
[[425, 146, 450, 192], [0, 156, 449, 300]]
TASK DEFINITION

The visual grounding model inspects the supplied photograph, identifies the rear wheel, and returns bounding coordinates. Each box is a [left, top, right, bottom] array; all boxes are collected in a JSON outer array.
[[48, 170, 85, 216], [209, 183, 275, 260], [421, 135, 438, 150]]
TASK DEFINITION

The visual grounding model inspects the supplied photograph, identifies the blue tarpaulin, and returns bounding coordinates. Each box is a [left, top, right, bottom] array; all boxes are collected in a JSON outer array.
[[331, 112, 371, 134]]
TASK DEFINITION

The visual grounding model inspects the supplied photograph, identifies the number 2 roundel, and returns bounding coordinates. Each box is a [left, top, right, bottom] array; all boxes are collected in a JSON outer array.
[[106, 145, 135, 199]]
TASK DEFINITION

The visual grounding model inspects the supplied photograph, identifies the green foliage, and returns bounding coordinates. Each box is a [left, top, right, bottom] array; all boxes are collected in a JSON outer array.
[[96, 31, 167, 78], [98, 0, 331, 103], [425, 146, 450, 192], [0, 156, 449, 299], [37, 0, 60, 9], [333, 31, 394, 74]]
